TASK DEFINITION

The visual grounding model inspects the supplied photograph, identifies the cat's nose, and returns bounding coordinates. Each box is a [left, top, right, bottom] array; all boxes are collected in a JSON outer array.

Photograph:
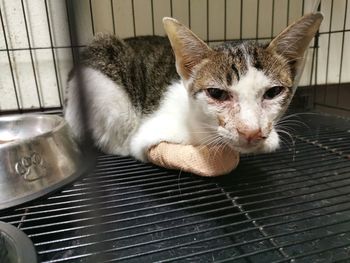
[[237, 128, 264, 143]]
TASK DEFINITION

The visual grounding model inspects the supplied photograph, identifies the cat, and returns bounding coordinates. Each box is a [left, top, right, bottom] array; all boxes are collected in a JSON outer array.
[[64, 13, 323, 162]]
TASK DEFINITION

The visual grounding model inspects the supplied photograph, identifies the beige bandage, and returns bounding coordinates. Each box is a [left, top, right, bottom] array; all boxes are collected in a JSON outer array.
[[147, 142, 239, 177]]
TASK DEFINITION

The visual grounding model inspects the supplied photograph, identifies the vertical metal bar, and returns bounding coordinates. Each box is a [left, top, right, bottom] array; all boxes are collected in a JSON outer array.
[[0, 7, 21, 112], [65, 0, 76, 65], [256, 0, 260, 40], [188, 0, 191, 28], [240, 0, 243, 40], [309, 38, 316, 88], [20, 0, 43, 109], [271, 0, 275, 39], [312, 2, 321, 110], [302, 0, 305, 15], [131, 0, 136, 36], [110, 0, 116, 35], [63, 3, 97, 254], [224, 0, 227, 41], [206, 0, 209, 43], [170, 0, 173, 17], [287, 0, 290, 25], [151, 0, 155, 35], [324, 0, 334, 104], [89, 0, 95, 36], [336, 0, 348, 105], [44, 0, 63, 108], [65, 0, 96, 141]]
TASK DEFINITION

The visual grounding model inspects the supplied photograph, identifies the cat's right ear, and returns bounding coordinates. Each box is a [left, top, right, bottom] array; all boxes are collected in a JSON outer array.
[[267, 13, 323, 79], [163, 17, 212, 80]]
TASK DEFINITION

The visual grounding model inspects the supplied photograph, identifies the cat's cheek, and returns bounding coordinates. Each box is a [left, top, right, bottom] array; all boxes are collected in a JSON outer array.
[[193, 94, 220, 121], [262, 129, 280, 152]]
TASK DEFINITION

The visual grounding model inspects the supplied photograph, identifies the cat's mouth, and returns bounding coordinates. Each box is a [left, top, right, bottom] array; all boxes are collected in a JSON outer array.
[[237, 129, 280, 154], [219, 130, 280, 154]]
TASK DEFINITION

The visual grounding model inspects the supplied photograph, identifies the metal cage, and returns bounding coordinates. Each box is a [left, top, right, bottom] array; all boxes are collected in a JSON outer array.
[[1, 0, 350, 262], [0, 0, 349, 115]]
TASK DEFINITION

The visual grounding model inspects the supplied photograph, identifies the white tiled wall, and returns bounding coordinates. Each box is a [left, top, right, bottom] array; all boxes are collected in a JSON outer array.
[[0, 0, 349, 111]]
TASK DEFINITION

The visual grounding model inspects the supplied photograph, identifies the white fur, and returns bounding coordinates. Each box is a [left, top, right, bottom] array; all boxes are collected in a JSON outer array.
[[130, 81, 194, 161], [229, 66, 282, 152], [65, 69, 201, 161], [65, 67, 140, 156], [187, 65, 283, 154], [232, 66, 273, 131], [65, 65, 283, 162]]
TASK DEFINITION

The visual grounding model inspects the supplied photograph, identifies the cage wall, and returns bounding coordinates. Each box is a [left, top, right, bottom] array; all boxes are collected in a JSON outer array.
[[0, 0, 349, 115]]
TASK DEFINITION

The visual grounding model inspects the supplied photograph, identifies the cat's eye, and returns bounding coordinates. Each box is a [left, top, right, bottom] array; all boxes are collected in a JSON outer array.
[[263, 86, 285, 100], [206, 88, 229, 101]]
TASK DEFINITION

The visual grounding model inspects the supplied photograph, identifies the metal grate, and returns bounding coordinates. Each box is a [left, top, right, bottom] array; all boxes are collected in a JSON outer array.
[[1, 113, 350, 262]]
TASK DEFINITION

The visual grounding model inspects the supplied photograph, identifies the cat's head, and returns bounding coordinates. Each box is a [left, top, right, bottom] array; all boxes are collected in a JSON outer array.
[[163, 13, 323, 153]]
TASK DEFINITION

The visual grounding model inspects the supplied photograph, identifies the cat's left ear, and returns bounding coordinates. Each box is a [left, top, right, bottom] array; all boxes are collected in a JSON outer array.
[[267, 12, 323, 75], [163, 17, 212, 81]]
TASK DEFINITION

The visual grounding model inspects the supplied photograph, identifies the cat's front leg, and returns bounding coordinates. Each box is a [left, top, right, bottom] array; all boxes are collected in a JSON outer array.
[[129, 82, 192, 161]]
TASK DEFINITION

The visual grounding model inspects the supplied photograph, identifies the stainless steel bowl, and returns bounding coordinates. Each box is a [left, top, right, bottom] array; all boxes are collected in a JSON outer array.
[[0, 114, 92, 210]]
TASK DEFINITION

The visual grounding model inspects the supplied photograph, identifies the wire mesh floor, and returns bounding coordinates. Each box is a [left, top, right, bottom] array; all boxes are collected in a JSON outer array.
[[1, 113, 350, 263]]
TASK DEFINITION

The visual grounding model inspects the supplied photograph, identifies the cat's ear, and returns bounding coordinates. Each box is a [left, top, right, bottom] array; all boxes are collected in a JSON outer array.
[[267, 13, 323, 69], [163, 17, 212, 80]]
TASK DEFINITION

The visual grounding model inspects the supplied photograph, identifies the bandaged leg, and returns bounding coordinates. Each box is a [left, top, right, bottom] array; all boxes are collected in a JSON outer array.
[[147, 142, 239, 177]]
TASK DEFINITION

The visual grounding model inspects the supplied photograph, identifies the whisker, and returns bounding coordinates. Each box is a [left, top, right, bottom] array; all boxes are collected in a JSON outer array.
[[190, 131, 217, 134], [280, 112, 318, 120], [276, 129, 295, 147], [278, 115, 310, 130], [196, 135, 222, 151]]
